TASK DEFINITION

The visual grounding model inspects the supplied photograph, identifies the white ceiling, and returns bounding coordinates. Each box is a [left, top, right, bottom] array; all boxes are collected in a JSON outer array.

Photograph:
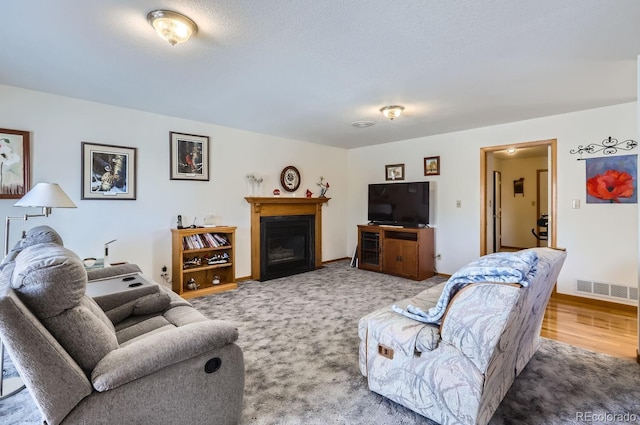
[[2, 1, 639, 149]]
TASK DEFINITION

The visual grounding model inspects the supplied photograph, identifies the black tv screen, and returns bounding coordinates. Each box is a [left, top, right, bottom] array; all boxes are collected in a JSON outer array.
[[367, 182, 430, 227]]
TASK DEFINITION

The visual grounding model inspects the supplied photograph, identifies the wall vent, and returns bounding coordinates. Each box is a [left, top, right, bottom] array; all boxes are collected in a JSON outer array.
[[576, 279, 638, 302], [593, 282, 609, 296], [610, 284, 628, 299], [576, 280, 591, 293]]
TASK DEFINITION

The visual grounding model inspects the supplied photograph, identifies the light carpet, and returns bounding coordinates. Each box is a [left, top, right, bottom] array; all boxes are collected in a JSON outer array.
[[2, 261, 639, 424]]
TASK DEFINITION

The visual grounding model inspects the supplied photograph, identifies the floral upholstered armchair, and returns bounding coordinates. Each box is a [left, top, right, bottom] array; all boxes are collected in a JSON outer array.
[[359, 248, 566, 425]]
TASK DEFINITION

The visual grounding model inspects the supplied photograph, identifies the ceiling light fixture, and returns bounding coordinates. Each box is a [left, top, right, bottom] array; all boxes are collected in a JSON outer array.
[[380, 105, 405, 120], [147, 10, 198, 46]]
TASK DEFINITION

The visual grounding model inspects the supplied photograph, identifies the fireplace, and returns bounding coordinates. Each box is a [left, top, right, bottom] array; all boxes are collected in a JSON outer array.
[[260, 215, 315, 281], [245, 197, 329, 281]]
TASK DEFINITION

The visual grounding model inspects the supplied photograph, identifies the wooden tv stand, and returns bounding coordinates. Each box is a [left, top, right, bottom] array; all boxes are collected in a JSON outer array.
[[357, 224, 435, 280]]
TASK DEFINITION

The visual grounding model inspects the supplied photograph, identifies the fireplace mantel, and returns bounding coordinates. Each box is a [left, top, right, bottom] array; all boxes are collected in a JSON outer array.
[[245, 197, 330, 280]]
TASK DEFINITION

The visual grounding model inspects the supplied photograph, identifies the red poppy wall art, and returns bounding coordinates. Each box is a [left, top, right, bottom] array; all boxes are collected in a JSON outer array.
[[585, 154, 637, 204]]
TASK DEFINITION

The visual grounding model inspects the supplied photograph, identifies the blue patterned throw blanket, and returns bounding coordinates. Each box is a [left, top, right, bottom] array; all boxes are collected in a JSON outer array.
[[392, 250, 539, 324]]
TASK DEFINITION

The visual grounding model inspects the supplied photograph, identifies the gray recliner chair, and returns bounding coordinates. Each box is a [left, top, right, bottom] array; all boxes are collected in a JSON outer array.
[[0, 226, 244, 425]]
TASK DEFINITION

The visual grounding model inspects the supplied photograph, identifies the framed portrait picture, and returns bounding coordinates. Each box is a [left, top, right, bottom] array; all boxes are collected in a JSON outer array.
[[385, 164, 405, 181], [424, 156, 440, 176], [0, 128, 30, 199], [170, 132, 210, 181], [82, 142, 137, 200]]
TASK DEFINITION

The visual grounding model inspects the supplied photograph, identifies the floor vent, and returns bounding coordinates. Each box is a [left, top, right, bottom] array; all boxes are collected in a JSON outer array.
[[576, 279, 638, 302]]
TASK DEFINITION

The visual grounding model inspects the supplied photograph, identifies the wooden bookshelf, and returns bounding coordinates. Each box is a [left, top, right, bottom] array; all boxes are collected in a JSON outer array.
[[171, 227, 237, 299]]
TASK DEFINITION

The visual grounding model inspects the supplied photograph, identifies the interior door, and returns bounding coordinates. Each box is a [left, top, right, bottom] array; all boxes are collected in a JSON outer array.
[[537, 169, 549, 247], [493, 171, 502, 252]]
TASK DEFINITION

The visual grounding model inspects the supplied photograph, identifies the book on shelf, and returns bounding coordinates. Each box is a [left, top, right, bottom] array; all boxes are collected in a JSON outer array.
[[182, 232, 230, 250], [203, 233, 219, 247], [213, 234, 229, 246]]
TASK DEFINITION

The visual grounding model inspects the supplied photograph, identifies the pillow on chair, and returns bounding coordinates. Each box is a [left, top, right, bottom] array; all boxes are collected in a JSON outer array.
[[11, 243, 85, 318], [11, 243, 118, 373], [20, 225, 64, 249], [0, 225, 64, 270]]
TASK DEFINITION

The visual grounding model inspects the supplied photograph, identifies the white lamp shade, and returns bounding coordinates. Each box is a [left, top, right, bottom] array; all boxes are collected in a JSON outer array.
[[14, 183, 77, 208]]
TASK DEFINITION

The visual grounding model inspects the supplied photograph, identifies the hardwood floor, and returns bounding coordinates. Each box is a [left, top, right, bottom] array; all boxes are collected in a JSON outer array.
[[542, 295, 638, 362]]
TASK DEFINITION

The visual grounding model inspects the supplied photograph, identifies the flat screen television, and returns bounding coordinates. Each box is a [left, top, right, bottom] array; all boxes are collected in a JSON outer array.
[[367, 181, 430, 227]]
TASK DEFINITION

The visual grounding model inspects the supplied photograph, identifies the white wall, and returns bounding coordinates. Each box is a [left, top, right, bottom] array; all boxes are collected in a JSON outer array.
[[0, 85, 349, 283], [3, 84, 637, 306], [348, 102, 638, 304]]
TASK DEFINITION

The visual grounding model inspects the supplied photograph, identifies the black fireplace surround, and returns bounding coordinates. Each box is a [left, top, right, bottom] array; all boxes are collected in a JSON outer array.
[[260, 215, 315, 281]]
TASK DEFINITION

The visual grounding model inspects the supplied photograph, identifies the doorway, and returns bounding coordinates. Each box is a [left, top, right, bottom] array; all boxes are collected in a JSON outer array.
[[534, 169, 549, 247], [480, 139, 557, 256], [492, 171, 502, 252]]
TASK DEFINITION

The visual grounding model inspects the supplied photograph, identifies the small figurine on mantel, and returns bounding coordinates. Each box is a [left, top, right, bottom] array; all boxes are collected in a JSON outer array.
[[306, 189, 313, 198], [317, 176, 330, 197]]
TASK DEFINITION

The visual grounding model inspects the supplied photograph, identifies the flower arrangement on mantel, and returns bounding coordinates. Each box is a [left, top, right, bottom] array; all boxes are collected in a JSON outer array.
[[317, 176, 330, 197], [245, 173, 263, 196]]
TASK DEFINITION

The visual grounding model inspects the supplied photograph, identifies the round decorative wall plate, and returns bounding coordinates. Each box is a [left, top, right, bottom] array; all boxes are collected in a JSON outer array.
[[280, 165, 301, 192]]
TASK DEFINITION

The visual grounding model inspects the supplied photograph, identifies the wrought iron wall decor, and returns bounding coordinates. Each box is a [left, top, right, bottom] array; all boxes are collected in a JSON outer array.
[[570, 136, 637, 160]]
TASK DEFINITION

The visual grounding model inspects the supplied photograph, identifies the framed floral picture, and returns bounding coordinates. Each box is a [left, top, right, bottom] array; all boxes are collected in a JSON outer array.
[[424, 156, 440, 176], [385, 164, 405, 181], [82, 142, 137, 200], [0, 128, 30, 199], [585, 154, 637, 203], [170, 132, 210, 181]]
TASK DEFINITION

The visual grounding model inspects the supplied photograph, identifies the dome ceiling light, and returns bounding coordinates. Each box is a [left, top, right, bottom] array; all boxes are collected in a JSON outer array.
[[147, 10, 198, 46], [380, 105, 405, 120]]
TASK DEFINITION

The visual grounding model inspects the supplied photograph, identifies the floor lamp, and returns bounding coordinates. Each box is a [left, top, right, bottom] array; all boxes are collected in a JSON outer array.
[[1, 182, 76, 399]]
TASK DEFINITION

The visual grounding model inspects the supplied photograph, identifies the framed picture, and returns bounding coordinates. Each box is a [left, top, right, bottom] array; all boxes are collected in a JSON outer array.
[[0, 128, 30, 199], [82, 142, 137, 200], [513, 177, 525, 197], [585, 154, 637, 204], [385, 164, 405, 181], [424, 156, 440, 176], [170, 132, 210, 181]]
